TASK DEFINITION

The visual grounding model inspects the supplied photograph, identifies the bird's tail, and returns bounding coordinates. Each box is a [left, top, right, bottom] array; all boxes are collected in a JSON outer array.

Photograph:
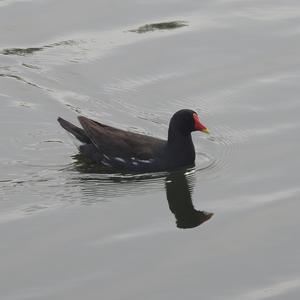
[[57, 117, 91, 144]]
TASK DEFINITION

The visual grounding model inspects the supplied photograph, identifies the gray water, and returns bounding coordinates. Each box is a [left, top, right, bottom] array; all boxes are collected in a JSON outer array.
[[1, 0, 300, 299]]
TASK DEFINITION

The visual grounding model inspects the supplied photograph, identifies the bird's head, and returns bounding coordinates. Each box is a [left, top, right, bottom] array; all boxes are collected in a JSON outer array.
[[169, 109, 209, 135]]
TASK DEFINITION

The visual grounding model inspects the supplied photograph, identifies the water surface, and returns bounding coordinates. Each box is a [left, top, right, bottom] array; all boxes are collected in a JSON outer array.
[[1, 0, 300, 299]]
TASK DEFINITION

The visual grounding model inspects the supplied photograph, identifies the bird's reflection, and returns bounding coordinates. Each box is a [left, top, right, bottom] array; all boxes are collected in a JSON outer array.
[[70, 156, 213, 229], [165, 171, 213, 229]]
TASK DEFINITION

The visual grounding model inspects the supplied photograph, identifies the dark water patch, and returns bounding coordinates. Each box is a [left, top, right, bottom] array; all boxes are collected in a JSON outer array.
[[129, 21, 188, 33], [0, 40, 77, 57], [1, 47, 43, 56]]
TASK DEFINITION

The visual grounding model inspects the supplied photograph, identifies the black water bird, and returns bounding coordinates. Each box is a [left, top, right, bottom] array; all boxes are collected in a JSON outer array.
[[57, 109, 209, 172]]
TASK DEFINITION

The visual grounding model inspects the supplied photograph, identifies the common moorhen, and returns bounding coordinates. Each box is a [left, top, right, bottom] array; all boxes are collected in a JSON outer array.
[[57, 109, 209, 172]]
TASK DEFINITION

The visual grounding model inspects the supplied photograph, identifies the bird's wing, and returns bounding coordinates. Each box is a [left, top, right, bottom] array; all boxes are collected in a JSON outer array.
[[78, 116, 166, 160]]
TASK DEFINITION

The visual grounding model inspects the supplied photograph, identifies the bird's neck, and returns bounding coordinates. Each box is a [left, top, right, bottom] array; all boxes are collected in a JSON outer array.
[[167, 128, 192, 145], [166, 129, 195, 166]]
